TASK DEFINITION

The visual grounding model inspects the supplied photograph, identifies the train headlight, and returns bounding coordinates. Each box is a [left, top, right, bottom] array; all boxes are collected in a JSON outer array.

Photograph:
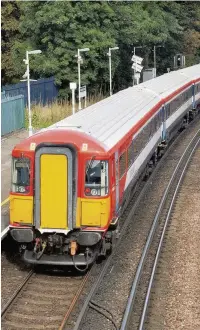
[[17, 186, 26, 193], [91, 189, 98, 196]]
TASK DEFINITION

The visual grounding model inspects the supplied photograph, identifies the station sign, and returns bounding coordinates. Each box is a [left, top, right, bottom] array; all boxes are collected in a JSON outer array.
[[80, 86, 86, 97], [132, 63, 143, 72], [70, 82, 77, 90], [131, 55, 143, 65], [134, 73, 141, 80], [80, 85, 86, 98]]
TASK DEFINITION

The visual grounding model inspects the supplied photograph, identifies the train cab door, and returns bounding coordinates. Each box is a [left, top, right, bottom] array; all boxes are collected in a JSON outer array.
[[34, 147, 73, 230]]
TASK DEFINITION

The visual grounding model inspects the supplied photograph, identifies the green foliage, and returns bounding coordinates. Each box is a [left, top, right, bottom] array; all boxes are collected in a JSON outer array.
[[24, 94, 105, 129], [1, 2, 21, 84], [1, 1, 200, 94]]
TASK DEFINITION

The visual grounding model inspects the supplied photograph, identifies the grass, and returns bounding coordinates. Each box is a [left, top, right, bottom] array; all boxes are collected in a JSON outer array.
[[25, 93, 105, 129]]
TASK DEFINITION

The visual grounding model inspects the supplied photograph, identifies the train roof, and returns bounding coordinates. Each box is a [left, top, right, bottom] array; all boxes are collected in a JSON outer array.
[[36, 64, 200, 151], [143, 63, 200, 98]]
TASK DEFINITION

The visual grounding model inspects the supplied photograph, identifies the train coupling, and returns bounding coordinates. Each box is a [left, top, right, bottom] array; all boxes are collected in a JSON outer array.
[[70, 241, 78, 256], [33, 238, 47, 260]]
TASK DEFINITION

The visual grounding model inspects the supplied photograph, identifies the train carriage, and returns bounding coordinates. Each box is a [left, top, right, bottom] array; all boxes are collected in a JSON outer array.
[[9, 64, 200, 269]]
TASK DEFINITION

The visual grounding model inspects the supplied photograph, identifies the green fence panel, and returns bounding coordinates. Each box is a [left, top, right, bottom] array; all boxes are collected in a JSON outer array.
[[1, 95, 25, 136]]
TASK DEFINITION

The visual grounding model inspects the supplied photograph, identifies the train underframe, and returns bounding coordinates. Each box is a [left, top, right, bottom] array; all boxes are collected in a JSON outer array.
[[13, 225, 118, 270]]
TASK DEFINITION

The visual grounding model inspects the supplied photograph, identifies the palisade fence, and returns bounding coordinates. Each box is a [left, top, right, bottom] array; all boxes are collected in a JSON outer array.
[[2, 76, 58, 106], [1, 93, 25, 136]]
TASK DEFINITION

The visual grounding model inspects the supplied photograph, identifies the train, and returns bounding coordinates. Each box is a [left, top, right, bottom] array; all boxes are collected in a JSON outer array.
[[9, 64, 200, 270]]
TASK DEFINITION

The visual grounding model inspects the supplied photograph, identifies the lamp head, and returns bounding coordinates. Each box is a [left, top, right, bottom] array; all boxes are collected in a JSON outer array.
[[110, 47, 119, 51], [28, 50, 42, 55], [79, 48, 90, 52]]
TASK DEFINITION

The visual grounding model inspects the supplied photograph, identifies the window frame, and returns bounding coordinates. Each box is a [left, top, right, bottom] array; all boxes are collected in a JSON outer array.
[[119, 151, 127, 179], [84, 159, 109, 197], [127, 140, 134, 169], [11, 157, 30, 194]]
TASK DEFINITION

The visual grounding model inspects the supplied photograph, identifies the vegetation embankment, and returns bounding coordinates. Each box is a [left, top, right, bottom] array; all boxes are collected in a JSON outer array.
[[25, 93, 105, 128]]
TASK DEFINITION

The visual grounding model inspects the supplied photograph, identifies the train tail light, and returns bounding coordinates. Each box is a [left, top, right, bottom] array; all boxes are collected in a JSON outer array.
[[84, 187, 99, 196], [85, 187, 91, 195]]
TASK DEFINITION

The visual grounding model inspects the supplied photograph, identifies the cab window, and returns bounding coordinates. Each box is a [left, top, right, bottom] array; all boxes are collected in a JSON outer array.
[[11, 157, 30, 193], [85, 160, 108, 196]]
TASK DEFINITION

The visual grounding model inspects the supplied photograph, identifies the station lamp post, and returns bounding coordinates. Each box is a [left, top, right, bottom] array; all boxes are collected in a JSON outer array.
[[23, 49, 42, 137], [153, 45, 163, 77], [70, 82, 77, 115], [76, 48, 90, 111], [107, 47, 119, 96]]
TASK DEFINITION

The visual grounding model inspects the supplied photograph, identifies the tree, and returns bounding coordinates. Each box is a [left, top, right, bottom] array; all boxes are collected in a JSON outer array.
[[12, 1, 118, 96], [1, 1, 21, 84], [2, 1, 199, 93], [178, 2, 200, 65], [111, 1, 183, 88]]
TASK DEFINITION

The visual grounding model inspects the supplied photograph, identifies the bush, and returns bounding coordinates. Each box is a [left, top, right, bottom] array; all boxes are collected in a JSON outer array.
[[25, 94, 105, 129]]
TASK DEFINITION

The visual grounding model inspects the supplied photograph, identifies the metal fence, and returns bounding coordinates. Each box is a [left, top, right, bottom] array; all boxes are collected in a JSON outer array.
[[2, 77, 58, 106], [1, 94, 25, 136]]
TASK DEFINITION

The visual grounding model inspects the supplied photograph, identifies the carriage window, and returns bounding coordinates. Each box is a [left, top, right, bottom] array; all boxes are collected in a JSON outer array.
[[128, 141, 134, 168], [119, 152, 126, 179], [11, 157, 30, 193], [134, 130, 143, 159], [196, 83, 200, 94], [85, 160, 108, 196], [142, 121, 150, 144], [165, 104, 170, 118]]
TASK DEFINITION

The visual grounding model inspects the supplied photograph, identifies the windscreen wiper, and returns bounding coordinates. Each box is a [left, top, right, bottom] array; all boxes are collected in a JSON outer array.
[[86, 156, 96, 176]]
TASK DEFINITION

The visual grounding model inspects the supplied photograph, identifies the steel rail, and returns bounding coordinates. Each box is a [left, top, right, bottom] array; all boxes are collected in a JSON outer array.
[[72, 123, 200, 330], [1, 270, 34, 317], [138, 136, 200, 330], [120, 128, 200, 330], [2, 267, 91, 329], [58, 268, 92, 330], [72, 161, 161, 330]]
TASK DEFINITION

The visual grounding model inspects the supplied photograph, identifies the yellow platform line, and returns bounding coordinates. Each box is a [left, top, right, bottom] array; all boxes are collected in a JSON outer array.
[[1, 197, 10, 207]]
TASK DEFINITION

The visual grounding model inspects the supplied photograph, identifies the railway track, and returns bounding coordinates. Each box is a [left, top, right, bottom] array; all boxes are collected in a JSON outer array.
[[143, 144, 200, 330], [1, 268, 91, 330], [1, 116, 199, 330], [120, 128, 200, 330], [70, 117, 200, 330], [1, 237, 32, 309]]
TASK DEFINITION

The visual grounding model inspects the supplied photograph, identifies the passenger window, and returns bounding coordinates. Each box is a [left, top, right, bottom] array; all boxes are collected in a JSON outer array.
[[85, 160, 109, 196], [146, 121, 151, 139], [166, 104, 170, 118], [127, 141, 134, 168], [154, 115, 158, 131], [134, 131, 143, 159], [142, 122, 150, 145], [119, 152, 126, 179]]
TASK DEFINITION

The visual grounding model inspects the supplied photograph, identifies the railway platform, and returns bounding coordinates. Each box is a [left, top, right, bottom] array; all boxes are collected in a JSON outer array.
[[1, 129, 31, 239]]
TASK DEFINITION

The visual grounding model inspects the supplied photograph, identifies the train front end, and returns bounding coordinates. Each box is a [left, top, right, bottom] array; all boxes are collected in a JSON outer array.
[[9, 130, 112, 269]]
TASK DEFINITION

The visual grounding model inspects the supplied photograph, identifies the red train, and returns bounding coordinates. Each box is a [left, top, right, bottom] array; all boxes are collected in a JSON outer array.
[[9, 64, 200, 269]]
